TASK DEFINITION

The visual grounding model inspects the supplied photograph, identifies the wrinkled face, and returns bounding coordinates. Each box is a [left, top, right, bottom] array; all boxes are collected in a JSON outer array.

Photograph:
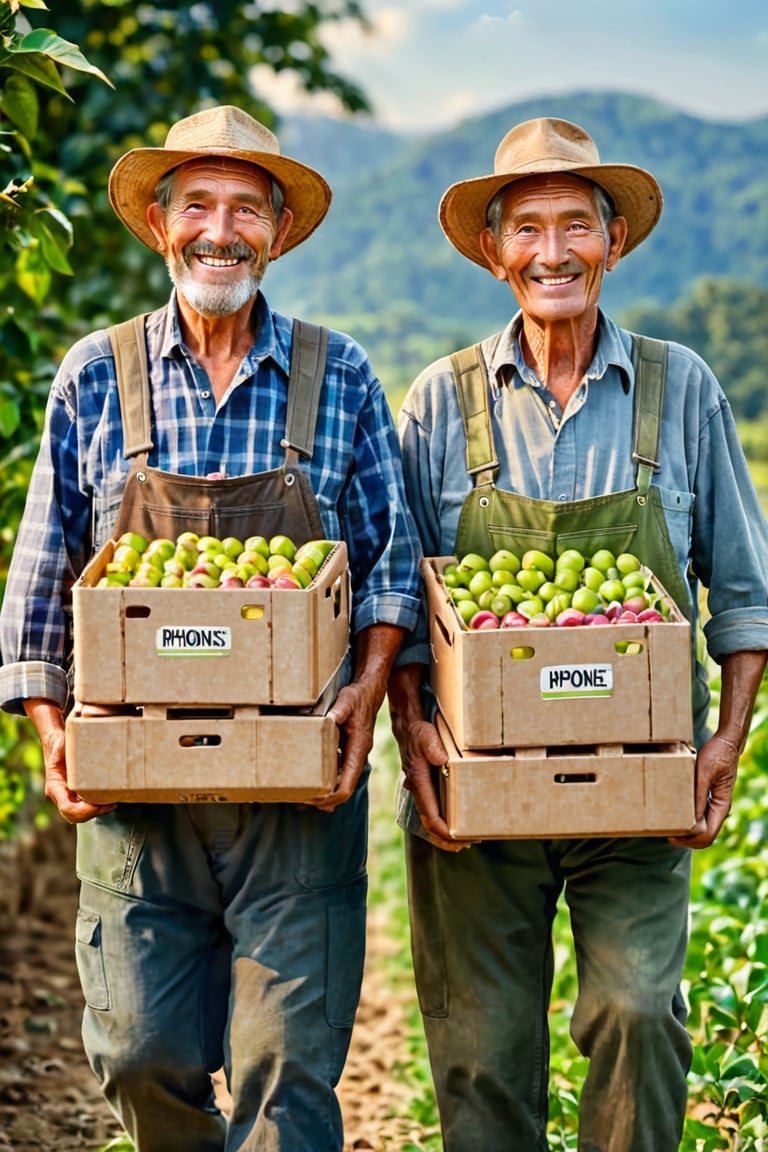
[[147, 158, 293, 318], [478, 173, 627, 325]]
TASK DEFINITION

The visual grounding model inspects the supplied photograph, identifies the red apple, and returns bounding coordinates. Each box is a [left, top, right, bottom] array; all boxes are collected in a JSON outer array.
[[555, 607, 585, 627], [469, 610, 500, 630], [500, 611, 530, 628], [245, 574, 271, 589]]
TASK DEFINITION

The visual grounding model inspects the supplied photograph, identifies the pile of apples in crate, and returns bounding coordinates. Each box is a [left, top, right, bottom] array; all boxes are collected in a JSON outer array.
[[97, 530, 335, 590], [442, 546, 674, 631]]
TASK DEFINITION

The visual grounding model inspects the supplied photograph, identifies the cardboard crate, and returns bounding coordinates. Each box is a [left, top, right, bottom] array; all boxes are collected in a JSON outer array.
[[66, 704, 339, 804], [424, 557, 692, 750], [436, 713, 696, 840], [73, 541, 350, 707]]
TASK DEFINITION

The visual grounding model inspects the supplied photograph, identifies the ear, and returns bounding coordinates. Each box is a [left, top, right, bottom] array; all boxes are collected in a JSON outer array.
[[605, 215, 628, 271], [268, 207, 295, 261], [146, 202, 167, 253], [478, 228, 507, 281]]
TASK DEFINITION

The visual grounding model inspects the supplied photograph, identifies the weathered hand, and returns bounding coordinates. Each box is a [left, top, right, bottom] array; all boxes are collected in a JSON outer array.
[[669, 734, 740, 850], [308, 679, 379, 812], [398, 719, 472, 852], [38, 716, 116, 824]]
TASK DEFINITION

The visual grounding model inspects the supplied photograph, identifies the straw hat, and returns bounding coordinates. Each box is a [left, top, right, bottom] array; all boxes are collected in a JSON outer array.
[[439, 117, 662, 266], [108, 105, 331, 254]]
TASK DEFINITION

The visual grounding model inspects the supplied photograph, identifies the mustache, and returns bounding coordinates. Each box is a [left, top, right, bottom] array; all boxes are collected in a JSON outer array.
[[185, 241, 255, 261]]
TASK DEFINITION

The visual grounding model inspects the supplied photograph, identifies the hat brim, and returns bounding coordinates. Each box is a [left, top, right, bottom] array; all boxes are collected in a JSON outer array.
[[108, 147, 332, 254], [439, 163, 662, 266]]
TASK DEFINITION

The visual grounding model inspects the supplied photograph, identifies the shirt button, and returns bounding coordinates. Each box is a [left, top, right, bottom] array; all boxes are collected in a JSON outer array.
[[549, 400, 556, 408], [558, 494, 568, 502], [201, 390, 211, 400]]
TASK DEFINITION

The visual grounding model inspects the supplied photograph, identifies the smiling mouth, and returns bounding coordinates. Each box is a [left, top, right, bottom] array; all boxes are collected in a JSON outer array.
[[195, 254, 243, 268], [533, 274, 579, 286]]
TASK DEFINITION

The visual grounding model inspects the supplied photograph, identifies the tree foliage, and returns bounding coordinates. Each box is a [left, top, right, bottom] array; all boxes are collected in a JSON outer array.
[[0, 0, 371, 599]]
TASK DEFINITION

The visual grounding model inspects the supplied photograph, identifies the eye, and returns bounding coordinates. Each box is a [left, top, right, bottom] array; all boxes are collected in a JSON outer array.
[[567, 220, 592, 234]]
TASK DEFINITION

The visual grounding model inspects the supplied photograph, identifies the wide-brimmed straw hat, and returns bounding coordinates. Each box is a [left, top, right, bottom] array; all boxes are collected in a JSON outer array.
[[440, 117, 662, 266], [108, 105, 331, 254]]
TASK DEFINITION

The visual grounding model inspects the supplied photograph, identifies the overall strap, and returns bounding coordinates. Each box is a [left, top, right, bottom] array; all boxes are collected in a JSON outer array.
[[281, 318, 329, 460], [108, 314, 154, 458], [450, 342, 499, 484], [631, 334, 668, 498]]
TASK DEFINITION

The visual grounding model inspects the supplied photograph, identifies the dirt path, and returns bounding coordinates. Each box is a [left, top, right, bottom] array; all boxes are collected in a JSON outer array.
[[0, 817, 423, 1152]]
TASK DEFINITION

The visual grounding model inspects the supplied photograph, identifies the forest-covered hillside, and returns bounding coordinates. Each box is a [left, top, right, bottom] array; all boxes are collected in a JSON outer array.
[[265, 92, 768, 398]]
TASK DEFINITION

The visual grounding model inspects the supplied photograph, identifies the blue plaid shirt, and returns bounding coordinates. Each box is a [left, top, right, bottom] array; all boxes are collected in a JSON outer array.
[[0, 292, 422, 713]]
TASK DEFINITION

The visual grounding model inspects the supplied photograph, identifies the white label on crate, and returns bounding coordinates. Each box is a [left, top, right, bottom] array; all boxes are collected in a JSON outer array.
[[155, 626, 232, 656], [540, 663, 613, 699]]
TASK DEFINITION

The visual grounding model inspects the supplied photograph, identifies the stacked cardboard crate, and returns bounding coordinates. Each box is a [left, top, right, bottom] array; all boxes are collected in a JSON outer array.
[[65, 540, 350, 803], [423, 557, 697, 840]]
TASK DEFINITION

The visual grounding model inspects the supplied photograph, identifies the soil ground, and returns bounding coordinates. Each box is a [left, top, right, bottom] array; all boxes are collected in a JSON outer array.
[[0, 816, 424, 1152]]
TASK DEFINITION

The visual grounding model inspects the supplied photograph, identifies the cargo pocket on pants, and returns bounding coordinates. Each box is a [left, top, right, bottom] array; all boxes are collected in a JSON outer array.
[[75, 910, 110, 1011]]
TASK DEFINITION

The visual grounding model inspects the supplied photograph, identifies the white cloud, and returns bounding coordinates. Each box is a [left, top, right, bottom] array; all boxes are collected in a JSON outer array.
[[261, 1, 768, 132]]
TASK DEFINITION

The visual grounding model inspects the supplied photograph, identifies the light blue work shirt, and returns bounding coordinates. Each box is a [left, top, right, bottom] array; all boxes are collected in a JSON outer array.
[[397, 310, 768, 668]]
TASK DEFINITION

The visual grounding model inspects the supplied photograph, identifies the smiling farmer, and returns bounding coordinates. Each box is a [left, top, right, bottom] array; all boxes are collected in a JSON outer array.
[[387, 117, 768, 1151], [0, 105, 421, 1152]]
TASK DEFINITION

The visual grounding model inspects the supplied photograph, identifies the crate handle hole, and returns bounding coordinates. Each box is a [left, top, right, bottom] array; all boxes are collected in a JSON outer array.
[[553, 772, 597, 784], [179, 734, 222, 748], [125, 605, 151, 618], [240, 605, 265, 620]]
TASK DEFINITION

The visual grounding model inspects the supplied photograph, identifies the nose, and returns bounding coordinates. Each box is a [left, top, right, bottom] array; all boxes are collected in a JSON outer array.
[[206, 205, 238, 246], [539, 224, 570, 265]]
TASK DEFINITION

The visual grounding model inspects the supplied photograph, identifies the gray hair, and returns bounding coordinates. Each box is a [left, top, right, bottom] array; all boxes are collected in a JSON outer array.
[[485, 178, 616, 239], [154, 165, 285, 219]]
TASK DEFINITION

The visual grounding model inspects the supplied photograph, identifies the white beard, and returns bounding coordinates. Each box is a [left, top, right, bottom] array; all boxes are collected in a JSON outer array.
[[167, 248, 267, 318]]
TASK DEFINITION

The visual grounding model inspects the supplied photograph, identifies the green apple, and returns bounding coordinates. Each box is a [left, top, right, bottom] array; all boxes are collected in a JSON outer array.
[[616, 551, 642, 575], [290, 562, 313, 588], [175, 531, 200, 550], [516, 567, 547, 593], [478, 589, 497, 610], [117, 531, 149, 555], [450, 587, 475, 603], [268, 534, 297, 562], [556, 548, 585, 572], [244, 535, 271, 559], [521, 549, 555, 579], [221, 536, 245, 560], [621, 570, 648, 590], [545, 592, 572, 621], [599, 578, 626, 604], [581, 566, 606, 592], [571, 586, 600, 614], [489, 548, 521, 575], [457, 552, 490, 576], [554, 567, 581, 593], [468, 569, 493, 598], [238, 549, 269, 576], [196, 535, 223, 555], [455, 598, 481, 626], [491, 568, 519, 588], [143, 537, 176, 564], [590, 548, 616, 573], [267, 553, 293, 573], [538, 581, 559, 603], [517, 596, 544, 619], [111, 545, 141, 570], [490, 593, 513, 618]]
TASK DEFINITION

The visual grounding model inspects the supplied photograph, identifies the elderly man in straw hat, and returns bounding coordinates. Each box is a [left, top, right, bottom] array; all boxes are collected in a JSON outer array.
[[0, 105, 421, 1150], [387, 117, 768, 1150]]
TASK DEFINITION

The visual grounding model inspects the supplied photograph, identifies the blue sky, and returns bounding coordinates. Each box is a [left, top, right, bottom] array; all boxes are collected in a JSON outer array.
[[257, 0, 768, 132]]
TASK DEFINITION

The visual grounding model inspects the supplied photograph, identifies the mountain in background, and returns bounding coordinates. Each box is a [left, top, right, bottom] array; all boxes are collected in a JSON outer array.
[[265, 91, 768, 381]]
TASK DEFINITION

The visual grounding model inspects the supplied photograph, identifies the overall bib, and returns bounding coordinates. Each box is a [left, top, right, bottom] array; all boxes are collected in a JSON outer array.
[[406, 337, 694, 1152], [75, 317, 366, 1152]]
